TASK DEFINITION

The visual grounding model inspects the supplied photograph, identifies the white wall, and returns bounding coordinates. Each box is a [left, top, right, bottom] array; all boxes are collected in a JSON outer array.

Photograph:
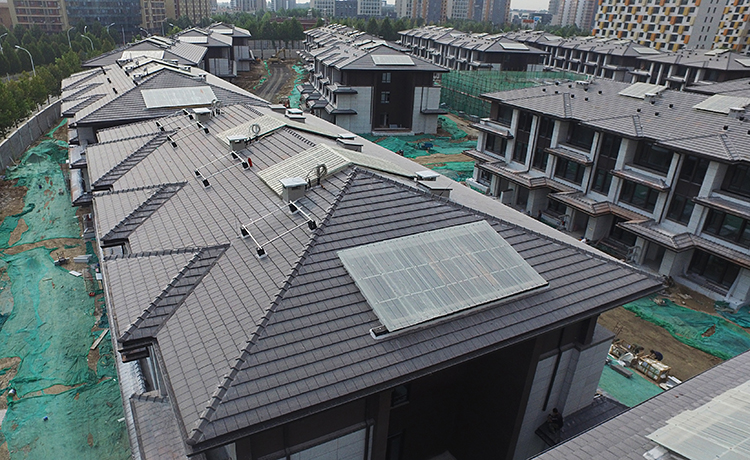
[[411, 86, 441, 135], [334, 87, 372, 134]]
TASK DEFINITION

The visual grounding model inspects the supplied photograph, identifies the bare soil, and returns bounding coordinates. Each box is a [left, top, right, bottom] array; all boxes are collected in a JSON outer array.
[[412, 153, 472, 165], [440, 112, 479, 140], [597, 283, 740, 382]]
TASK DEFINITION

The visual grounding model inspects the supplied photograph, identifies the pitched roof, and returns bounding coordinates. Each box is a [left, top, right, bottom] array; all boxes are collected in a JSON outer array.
[[89, 102, 661, 457], [533, 350, 750, 460], [83, 37, 207, 68]]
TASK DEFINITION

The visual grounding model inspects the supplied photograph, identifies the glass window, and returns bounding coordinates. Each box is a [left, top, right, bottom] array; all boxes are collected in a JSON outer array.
[[380, 91, 390, 104], [619, 180, 659, 212], [566, 123, 595, 151], [513, 112, 533, 163], [633, 142, 673, 174], [382, 72, 391, 83], [554, 158, 585, 185], [702, 209, 750, 247], [485, 134, 505, 155], [667, 155, 708, 224], [591, 133, 621, 193], [495, 104, 513, 126], [532, 116, 554, 171], [722, 163, 750, 199], [688, 250, 740, 289]]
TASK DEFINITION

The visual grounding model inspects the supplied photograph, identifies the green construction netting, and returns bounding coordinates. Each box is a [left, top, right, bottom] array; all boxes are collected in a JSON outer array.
[[624, 297, 750, 360], [0, 140, 80, 249], [288, 64, 308, 109], [598, 360, 663, 408], [360, 130, 477, 183], [0, 121, 130, 459], [439, 70, 589, 118], [717, 303, 750, 328], [438, 115, 467, 140]]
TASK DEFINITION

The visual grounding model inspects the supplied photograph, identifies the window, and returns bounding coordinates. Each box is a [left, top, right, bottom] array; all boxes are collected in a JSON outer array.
[[688, 250, 740, 289], [485, 134, 506, 155], [722, 163, 750, 199], [610, 217, 637, 246], [591, 133, 621, 193], [380, 91, 390, 104], [513, 111, 533, 163], [381, 72, 391, 83], [138, 352, 162, 393], [554, 158, 585, 185], [532, 116, 554, 171], [633, 142, 673, 174], [391, 384, 410, 407], [619, 180, 659, 212], [566, 123, 595, 151], [495, 104, 513, 126], [666, 155, 708, 224], [702, 209, 750, 248]]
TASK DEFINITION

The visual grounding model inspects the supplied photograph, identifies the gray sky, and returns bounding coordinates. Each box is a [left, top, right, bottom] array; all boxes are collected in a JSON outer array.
[[511, 0, 550, 11]]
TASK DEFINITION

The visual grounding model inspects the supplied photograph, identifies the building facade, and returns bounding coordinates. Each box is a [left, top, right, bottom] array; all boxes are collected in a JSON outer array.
[[357, 0, 382, 16], [303, 25, 447, 134], [593, 0, 750, 54], [465, 79, 750, 307], [311, 0, 336, 15]]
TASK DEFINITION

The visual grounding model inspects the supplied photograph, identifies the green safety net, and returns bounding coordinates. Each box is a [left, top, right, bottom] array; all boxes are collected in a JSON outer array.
[[438, 115, 467, 140], [0, 121, 130, 459], [717, 303, 750, 328], [288, 64, 308, 109], [0, 140, 80, 249], [360, 130, 477, 183], [598, 361, 663, 408], [624, 297, 750, 360], [439, 70, 589, 118]]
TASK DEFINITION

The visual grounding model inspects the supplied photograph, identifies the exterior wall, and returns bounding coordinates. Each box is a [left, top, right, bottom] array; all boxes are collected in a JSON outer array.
[[0, 100, 62, 172], [9, 0, 69, 32], [411, 86, 441, 134], [357, 0, 382, 16], [337, 87, 372, 134]]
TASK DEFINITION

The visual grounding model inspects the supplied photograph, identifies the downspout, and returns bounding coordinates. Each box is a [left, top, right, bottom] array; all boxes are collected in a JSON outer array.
[[542, 327, 565, 412]]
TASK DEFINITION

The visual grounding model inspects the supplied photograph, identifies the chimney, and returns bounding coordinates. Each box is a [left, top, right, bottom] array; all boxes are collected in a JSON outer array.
[[193, 107, 212, 122], [728, 107, 746, 120], [227, 134, 247, 152], [285, 108, 306, 123], [645, 93, 659, 104]]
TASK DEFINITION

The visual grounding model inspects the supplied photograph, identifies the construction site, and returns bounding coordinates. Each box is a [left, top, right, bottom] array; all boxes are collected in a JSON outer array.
[[0, 54, 748, 458]]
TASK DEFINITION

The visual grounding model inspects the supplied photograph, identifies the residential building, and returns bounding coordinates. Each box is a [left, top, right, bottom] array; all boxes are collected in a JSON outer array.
[[62, 53, 660, 460], [176, 23, 253, 77], [302, 25, 447, 134], [593, 0, 750, 54], [335, 0, 358, 17], [230, 0, 266, 12], [66, 0, 142, 35], [503, 31, 750, 89], [0, 3, 12, 29], [395, 0, 412, 18], [310, 0, 335, 15], [272, 0, 296, 10], [357, 0, 381, 16], [534, 349, 750, 460], [548, 0, 595, 29], [465, 79, 750, 307], [172, 0, 212, 23], [83, 35, 207, 69], [398, 26, 547, 71], [7, 0, 69, 32], [142, 0, 168, 35]]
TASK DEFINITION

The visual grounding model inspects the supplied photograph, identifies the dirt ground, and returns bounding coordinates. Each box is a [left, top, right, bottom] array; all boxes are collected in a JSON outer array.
[[598, 284, 733, 381], [440, 112, 479, 140], [235, 60, 299, 104]]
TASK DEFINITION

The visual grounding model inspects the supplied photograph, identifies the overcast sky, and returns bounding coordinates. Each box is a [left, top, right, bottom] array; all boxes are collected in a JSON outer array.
[[511, 0, 549, 11]]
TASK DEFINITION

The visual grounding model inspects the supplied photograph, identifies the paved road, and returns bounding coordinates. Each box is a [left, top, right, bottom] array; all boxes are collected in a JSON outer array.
[[255, 62, 291, 104]]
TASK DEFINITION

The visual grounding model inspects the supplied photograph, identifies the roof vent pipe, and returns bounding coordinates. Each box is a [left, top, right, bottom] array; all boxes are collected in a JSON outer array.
[[645, 93, 659, 104]]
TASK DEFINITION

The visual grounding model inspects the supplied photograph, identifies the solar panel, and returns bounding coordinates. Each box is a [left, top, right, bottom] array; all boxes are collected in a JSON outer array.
[[141, 86, 217, 109], [735, 58, 750, 68], [217, 116, 286, 145], [618, 82, 667, 99], [499, 42, 529, 50], [371, 55, 415, 66], [338, 221, 547, 332], [693, 94, 750, 114], [179, 36, 209, 44], [121, 50, 165, 60], [258, 144, 351, 195], [646, 380, 750, 460], [632, 47, 661, 55]]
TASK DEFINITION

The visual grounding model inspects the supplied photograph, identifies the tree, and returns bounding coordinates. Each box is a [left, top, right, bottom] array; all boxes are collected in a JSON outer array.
[[380, 18, 397, 41], [315, 18, 325, 27], [365, 18, 379, 36]]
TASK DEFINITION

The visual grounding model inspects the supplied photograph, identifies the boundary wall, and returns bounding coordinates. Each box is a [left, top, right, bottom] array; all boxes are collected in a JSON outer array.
[[0, 100, 62, 172]]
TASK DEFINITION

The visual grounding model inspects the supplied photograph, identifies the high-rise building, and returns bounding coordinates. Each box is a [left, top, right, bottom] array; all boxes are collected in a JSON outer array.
[[65, 0, 141, 35], [231, 0, 266, 12], [593, 0, 750, 53], [272, 0, 296, 10], [468, 0, 509, 24], [8, 0, 68, 32], [311, 0, 335, 16], [357, 0, 381, 16]]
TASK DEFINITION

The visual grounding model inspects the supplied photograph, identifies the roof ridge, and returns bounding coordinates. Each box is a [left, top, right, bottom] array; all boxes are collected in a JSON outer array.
[[73, 75, 149, 124], [94, 181, 181, 196], [91, 131, 163, 146], [62, 82, 103, 102], [101, 182, 186, 245], [186, 169, 361, 446], [92, 131, 173, 189], [119, 243, 230, 343], [103, 245, 206, 261]]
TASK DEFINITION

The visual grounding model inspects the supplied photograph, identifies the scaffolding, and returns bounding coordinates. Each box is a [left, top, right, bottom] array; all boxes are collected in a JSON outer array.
[[439, 70, 589, 119]]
